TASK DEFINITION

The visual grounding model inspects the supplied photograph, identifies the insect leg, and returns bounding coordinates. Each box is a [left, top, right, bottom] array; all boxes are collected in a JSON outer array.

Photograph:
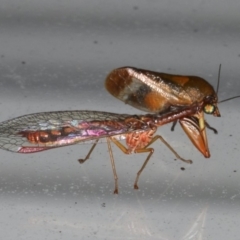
[[145, 135, 193, 164], [133, 147, 154, 189], [107, 138, 119, 194], [78, 139, 99, 163], [109, 137, 154, 190], [170, 120, 178, 131], [205, 121, 218, 134], [133, 135, 192, 189]]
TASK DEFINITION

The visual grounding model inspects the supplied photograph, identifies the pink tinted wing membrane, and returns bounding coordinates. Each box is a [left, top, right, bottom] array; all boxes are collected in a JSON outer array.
[[0, 111, 133, 153]]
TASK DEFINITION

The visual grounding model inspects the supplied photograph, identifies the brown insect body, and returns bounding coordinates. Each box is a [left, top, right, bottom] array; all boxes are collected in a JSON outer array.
[[105, 67, 221, 158]]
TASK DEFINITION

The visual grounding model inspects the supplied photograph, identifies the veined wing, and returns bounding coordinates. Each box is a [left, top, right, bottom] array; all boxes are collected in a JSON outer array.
[[0, 110, 135, 153], [105, 67, 216, 113]]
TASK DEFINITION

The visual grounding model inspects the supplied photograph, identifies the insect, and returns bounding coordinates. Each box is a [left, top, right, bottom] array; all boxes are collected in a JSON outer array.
[[1, 66, 238, 194], [0, 108, 197, 193]]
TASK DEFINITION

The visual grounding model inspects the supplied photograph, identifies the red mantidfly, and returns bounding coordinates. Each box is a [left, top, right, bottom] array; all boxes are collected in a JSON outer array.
[[0, 66, 239, 193]]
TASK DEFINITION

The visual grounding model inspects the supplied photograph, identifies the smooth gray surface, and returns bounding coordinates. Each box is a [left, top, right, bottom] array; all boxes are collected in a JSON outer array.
[[0, 0, 240, 239]]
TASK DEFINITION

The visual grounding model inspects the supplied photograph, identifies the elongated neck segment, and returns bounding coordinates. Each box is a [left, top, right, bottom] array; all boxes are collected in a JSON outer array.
[[150, 104, 200, 127]]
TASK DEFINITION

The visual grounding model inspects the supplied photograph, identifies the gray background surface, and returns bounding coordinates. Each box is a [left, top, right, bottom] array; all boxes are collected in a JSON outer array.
[[0, 0, 240, 239]]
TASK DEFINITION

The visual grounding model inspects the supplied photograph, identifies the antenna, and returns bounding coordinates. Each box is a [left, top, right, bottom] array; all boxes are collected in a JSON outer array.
[[216, 64, 240, 104], [216, 64, 221, 94]]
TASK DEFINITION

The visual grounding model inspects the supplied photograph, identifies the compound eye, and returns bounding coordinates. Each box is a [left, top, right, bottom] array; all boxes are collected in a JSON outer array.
[[204, 104, 215, 114]]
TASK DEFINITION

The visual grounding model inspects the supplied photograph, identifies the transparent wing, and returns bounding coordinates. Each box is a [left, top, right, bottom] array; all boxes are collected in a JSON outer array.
[[0, 110, 133, 153]]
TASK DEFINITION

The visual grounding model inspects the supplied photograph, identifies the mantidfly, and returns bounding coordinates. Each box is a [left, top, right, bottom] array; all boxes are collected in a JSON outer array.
[[0, 66, 239, 193]]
